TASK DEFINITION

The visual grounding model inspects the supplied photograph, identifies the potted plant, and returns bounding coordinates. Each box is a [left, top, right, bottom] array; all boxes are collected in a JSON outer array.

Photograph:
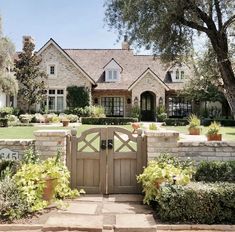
[[62, 117, 70, 127], [187, 114, 201, 135], [206, 121, 222, 141]]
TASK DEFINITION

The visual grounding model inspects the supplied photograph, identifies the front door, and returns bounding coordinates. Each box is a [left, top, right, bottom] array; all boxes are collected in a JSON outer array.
[[67, 127, 147, 194], [140, 91, 156, 121]]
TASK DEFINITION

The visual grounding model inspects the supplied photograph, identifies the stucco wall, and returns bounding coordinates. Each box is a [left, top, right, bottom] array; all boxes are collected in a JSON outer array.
[[131, 72, 166, 108]]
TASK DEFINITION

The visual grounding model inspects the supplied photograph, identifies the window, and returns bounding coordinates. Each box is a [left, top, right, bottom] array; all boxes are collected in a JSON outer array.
[[168, 97, 192, 118], [48, 64, 56, 76], [176, 69, 179, 79], [50, 66, 55, 75], [101, 97, 124, 116], [106, 69, 118, 82], [47, 89, 65, 112], [181, 71, 184, 79]]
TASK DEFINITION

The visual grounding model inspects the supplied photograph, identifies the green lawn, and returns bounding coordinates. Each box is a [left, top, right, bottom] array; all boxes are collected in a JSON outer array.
[[163, 126, 235, 141], [0, 124, 132, 139]]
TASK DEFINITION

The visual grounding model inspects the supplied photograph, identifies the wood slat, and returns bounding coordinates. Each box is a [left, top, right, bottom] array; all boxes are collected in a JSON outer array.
[[120, 159, 131, 186], [113, 152, 136, 159], [114, 159, 121, 187]]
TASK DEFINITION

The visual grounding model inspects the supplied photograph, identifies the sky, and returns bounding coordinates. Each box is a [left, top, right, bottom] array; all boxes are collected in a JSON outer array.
[[0, 0, 125, 52]]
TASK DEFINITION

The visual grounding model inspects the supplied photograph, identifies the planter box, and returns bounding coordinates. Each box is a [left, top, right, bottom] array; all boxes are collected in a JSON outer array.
[[207, 134, 222, 141], [188, 128, 200, 135]]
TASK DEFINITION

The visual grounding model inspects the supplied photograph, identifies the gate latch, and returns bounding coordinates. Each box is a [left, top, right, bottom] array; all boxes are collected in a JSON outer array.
[[101, 140, 107, 150], [108, 139, 113, 149]]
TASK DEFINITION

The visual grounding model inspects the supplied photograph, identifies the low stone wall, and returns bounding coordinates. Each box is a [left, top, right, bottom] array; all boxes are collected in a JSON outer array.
[[0, 139, 35, 160], [145, 130, 235, 162]]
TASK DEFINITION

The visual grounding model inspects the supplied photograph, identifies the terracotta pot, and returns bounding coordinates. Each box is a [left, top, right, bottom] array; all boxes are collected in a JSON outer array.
[[207, 134, 222, 141], [131, 123, 140, 133], [42, 178, 58, 202], [62, 120, 69, 127], [188, 127, 200, 135]]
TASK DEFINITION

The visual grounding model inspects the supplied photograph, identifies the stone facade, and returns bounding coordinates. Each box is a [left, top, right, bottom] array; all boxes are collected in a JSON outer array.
[[145, 130, 235, 162], [131, 72, 166, 108]]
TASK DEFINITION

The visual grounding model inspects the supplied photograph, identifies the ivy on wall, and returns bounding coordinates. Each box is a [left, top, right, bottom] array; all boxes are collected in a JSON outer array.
[[66, 86, 90, 108]]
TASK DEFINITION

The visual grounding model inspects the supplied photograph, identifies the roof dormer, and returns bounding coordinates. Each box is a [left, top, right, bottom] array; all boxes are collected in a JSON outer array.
[[103, 58, 122, 82], [167, 63, 188, 83]]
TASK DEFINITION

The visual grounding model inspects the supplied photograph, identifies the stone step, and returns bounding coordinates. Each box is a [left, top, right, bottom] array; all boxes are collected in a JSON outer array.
[[42, 214, 103, 232], [114, 214, 157, 232]]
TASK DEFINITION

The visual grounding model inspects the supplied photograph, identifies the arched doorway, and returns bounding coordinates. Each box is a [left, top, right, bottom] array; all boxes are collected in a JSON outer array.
[[140, 91, 156, 121]]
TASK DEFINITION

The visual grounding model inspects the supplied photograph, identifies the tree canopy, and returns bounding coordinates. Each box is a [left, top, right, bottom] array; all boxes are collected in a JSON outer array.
[[0, 17, 18, 96], [105, 0, 235, 116], [14, 39, 47, 113]]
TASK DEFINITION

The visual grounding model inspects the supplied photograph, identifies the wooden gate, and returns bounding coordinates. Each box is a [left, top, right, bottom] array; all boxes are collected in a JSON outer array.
[[66, 127, 147, 194]]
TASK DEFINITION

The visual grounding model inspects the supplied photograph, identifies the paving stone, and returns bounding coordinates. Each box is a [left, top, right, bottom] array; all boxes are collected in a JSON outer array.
[[72, 194, 104, 202], [102, 202, 152, 214], [58, 202, 98, 214], [108, 194, 143, 202], [43, 214, 103, 232], [114, 214, 156, 232]]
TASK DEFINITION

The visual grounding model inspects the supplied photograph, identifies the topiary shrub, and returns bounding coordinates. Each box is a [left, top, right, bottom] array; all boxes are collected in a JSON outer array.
[[156, 182, 235, 224], [195, 160, 235, 182]]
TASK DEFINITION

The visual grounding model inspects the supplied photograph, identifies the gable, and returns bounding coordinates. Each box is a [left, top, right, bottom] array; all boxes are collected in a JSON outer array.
[[37, 39, 95, 85]]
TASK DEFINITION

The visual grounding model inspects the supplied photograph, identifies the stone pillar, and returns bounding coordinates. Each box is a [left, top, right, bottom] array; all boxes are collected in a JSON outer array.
[[34, 130, 69, 161], [145, 130, 179, 160]]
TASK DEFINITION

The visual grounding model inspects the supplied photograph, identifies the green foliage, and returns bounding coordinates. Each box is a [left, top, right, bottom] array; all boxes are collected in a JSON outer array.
[[90, 106, 105, 118], [131, 105, 140, 119], [81, 117, 138, 125], [0, 160, 20, 180], [187, 114, 200, 129], [206, 121, 221, 135], [14, 155, 80, 212], [66, 86, 90, 108], [0, 175, 30, 221], [156, 106, 167, 122], [137, 154, 195, 204], [22, 147, 40, 165], [149, 123, 158, 130], [66, 114, 78, 122], [19, 114, 34, 123], [0, 118, 8, 127], [202, 118, 235, 127], [65, 106, 92, 117], [0, 107, 14, 117], [14, 39, 47, 113], [156, 182, 235, 224], [195, 161, 235, 182]]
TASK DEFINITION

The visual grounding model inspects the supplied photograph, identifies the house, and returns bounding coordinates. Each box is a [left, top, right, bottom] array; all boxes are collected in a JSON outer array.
[[16, 36, 196, 121]]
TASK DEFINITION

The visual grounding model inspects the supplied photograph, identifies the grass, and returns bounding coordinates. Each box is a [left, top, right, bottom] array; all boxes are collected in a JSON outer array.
[[163, 126, 235, 141], [0, 124, 132, 139]]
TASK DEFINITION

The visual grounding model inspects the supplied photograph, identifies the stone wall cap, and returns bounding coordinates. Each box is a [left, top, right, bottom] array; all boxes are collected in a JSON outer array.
[[145, 129, 179, 137], [34, 130, 69, 137], [178, 141, 235, 147]]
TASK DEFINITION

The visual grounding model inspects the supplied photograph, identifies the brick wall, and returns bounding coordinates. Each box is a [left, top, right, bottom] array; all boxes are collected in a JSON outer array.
[[145, 130, 235, 162]]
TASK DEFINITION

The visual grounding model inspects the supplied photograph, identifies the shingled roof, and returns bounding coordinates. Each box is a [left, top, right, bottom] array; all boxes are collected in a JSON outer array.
[[64, 49, 170, 90]]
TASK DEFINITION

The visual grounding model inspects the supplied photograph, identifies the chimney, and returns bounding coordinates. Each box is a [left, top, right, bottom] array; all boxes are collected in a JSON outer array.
[[122, 35, 130, 50], [22, 35, 35, 47]]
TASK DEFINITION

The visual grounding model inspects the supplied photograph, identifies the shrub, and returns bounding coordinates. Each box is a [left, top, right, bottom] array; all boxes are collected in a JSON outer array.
[[164, 118, 188, 126], [6, 114, 18, 123], [22, 147, 40, 165], [0, 160, 20, 179], [65, 106, 92, 117], [66, 86, 90, 108], [202, 118, 235, 127], [19, 114, 34, 123], [0, 176, 30, 220], [137, 154, 195, 204], [187, 114, 200, 129], [156, 182, 235, 224], [157, 113, 167, 122], [131, 105, 140, 119], [34, 113, 45, 123], [90, 106, 105, 118], [0, 107, 14, 118], [206, 121, 221, 135], [149, 123, 158, 130], [195, 160, 235, 182], [0, 118, 8, 127], [81, 117, 138, 125], [66, 114, 78, 123]]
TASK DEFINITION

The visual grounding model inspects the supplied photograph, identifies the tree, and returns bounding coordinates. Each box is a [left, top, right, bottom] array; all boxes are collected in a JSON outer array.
[[0, 17, 18, 96], [105, 0, 235, 116], [14, 39, 47, 112]]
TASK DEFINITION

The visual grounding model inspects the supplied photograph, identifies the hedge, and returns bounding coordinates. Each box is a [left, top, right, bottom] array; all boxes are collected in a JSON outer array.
[[195, 160, 235, 182], [202, 119, 235, 126], [81, 117, 138, 125], [156, 182, 235, 224], [164, 118, 188, 126], [0, 118, 8, 127]]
